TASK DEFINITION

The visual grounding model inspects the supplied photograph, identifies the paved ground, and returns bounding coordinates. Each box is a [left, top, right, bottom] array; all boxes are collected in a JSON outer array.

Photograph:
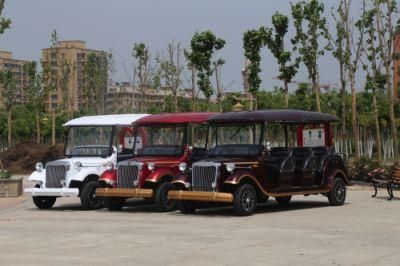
[[0, 184, 399, 266]]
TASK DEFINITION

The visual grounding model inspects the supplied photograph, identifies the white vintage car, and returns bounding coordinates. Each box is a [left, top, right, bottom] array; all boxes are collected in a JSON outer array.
[[24, 113, 148, 210]]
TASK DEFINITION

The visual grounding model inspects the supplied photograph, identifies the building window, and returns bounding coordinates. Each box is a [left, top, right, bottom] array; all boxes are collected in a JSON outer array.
[[51, 95, 58, 100]]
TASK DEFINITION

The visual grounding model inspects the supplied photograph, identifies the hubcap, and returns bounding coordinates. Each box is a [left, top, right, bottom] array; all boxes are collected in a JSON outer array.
[[241, 189, 255, 211], [335, 182, 345, 202]]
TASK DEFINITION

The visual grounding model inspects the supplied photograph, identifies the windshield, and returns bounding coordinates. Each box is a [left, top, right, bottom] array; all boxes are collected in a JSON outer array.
[[65, 126, 113, 157], [208, 123, 262, 157], [134, 125, 186, 157]]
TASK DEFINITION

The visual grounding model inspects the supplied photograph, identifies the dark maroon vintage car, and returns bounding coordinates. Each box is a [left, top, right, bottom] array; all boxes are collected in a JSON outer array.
[[168, 110, 350, 216]]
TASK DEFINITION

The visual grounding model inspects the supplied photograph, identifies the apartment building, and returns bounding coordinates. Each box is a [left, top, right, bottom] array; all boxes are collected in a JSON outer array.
[[42, 40, 107, 112], [0, 51, 29, 105], [106, 82, 195, 112], [394, 32, 400, 98]]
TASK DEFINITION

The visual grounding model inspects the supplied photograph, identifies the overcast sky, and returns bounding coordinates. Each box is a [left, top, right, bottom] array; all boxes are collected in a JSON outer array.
[[0, 0, 367, 93]]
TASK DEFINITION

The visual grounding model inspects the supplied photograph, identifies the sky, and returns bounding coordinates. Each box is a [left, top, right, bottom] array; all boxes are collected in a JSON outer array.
[[0, 0, 367, 93]]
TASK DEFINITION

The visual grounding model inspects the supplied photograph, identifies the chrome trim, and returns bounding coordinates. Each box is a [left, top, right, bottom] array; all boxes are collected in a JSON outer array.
[[116, 161, 143, 189], [45, 161, 69, 188], [191, 161, 220, 192]]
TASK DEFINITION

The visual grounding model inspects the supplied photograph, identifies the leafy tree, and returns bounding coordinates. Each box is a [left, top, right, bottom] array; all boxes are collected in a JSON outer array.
[[156, 41, 183, 112], [0, 70, 16, 146], [243, 29, 265, 110], [186, 31, 225, 109], [213, 58, 226, 112], [0, 0, 11, 34], [291, 0, 331, 112], [264, 12, 299, 108]]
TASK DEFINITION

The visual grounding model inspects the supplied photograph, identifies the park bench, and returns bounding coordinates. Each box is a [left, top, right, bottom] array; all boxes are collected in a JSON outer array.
[[371, 167, 400, 200]]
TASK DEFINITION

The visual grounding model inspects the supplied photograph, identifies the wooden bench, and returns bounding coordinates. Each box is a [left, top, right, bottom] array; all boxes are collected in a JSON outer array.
[[372, 168, 400, 200]]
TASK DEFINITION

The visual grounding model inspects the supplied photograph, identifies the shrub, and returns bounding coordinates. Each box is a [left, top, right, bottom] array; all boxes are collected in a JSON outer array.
[[0, 170, 11, 179], [349, 157, 381, 182]]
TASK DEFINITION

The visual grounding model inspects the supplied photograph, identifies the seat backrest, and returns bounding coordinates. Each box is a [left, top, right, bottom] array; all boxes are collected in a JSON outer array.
[[292, 147, 314, 168], [266, 147, 292, 170], [313, 146, 332, 172]]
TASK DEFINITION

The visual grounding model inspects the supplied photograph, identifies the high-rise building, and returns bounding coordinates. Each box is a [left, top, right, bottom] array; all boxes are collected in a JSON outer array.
[[394, 32, 400, 98], [42, 40, 107, 112], [0, 51, 29, 105]]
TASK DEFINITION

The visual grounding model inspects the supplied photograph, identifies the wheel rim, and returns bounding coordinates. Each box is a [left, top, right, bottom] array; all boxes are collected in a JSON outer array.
[[241, 189, 255, 212], [334, 182, 346, 202], [88, 185, 100, 205]]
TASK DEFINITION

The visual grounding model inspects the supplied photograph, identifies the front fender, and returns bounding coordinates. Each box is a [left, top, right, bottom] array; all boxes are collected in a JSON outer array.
[[70, 167, 102, 182], [171, 172, 191, 189], [145, 168, 175, 183], [28, 170, 45, 183], [224, 169, 257, 185], [99, 169, 117, 187]]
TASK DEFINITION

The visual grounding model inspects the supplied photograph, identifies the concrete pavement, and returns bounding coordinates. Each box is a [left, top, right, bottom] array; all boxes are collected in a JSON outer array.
[[0, 185, 399, 265]]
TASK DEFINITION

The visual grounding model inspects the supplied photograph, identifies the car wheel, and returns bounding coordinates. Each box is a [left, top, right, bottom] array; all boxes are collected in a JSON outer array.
[[176, 200, 197, 214], [275, 196, 292, 205], [80, 181, 104, 210], [233, 183, 257, 216], [32, 196, 56, 209], [106, 197, 126, 211], [328, 178, 346, 206], [155, 181, 176, 212]]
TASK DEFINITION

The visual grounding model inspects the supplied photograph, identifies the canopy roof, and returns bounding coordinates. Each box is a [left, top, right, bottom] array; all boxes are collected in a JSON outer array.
[[135, 112, 217, 125], [207, 110, 339, 124], [64, 114, 149, 126]]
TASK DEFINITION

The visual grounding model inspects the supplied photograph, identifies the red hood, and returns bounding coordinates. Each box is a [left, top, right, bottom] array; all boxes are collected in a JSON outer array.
[[130, 156, 182, 164]]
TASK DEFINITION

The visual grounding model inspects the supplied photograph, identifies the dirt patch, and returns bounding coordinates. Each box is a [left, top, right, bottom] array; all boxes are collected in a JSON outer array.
[[0, 141, 64, 174]]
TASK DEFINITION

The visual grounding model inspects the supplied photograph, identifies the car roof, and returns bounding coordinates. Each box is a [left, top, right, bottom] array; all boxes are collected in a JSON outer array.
[[207, 109, 339, 124], [134, 112, 217, 125], [63, 114, 149, 126]]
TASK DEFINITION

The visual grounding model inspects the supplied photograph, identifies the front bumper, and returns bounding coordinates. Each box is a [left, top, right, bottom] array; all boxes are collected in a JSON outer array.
[[24, 187, 79, 197], [168, 190, 234, 203], [95, 188, 154, 198]]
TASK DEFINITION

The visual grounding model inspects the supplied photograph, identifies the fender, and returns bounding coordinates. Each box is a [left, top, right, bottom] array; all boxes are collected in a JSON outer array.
[[322, 155, 350, 187], [145, 168, 175, 183], [224, 169, 258, 185], [69, 168, 101, 182], [171, 172, 191, 188], [99, 169, 117, 187], [326, 169, 349, 188], [28, 170, 46, 183]]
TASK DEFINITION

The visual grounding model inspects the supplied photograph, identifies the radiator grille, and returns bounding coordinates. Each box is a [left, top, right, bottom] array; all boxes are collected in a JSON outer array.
[[192, 162, 220, 192], [46, 162, 68, 188], [117, 161, 141, 188]]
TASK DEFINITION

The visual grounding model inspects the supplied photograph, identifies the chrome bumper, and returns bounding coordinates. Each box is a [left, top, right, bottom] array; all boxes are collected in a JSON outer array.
[[24, 187, 79, 197], [168, 190, 234, 203], [95, 188, 154, 198]]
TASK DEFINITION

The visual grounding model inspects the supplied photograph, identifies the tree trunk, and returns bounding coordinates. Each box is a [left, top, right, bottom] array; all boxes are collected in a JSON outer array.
[[349, 70, 359, 159], [372, 88, 382, 162], [339, 63, 346, 137], [249, 93, 253, 111], [313, 78, 321, 112], [52, 110, 56, 146], [191, 69, 197, 112], [36, 110, 40, 143], [173, 92, 178, 112], [7, 110, 12, 148], [386, 71, 399, 161], [284, 80, 289, 108]]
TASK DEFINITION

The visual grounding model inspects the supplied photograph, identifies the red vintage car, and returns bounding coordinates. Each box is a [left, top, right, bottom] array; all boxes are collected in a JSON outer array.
[[95, 112, 216, 211], [168, 110, 350, 216]]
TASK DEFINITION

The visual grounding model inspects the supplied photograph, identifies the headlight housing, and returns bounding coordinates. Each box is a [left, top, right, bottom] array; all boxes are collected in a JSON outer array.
[[226, 163, 236, 173], [74, 161, 82, 170], [36, 162, 44, 171], [105, 161, 114, 171], [178, 162, 187, 172], [147, 162, 155, 171]]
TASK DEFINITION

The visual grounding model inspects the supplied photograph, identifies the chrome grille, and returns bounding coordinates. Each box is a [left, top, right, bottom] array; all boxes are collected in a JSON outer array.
[[117, 161, 141, 188], [192, 162, 220, 192], [45, 162, 68, 188]]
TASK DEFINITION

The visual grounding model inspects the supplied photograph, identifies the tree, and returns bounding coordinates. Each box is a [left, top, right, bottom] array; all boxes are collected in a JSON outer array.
[[359, 8, 384, 162], [132, 42, 155, 112], [264, 12, 299, 108], [186, 31, 225, 109], [373, 0, 399, 160], [213, 58, 226, 112], [83, 52, 109, 114], [243, 29, 265, 110], [156, 41, 183, 112], [184, 49, 200, 111], [0, 0, 11, 34], [291, 0, 331, 112], [0, 70, 17, 147], [24, 61, 50, 143]]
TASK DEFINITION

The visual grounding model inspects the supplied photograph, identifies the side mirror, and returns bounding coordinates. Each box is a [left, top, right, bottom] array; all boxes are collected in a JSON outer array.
[[188, 146, 193, 152], [112, 146, 117, 154]]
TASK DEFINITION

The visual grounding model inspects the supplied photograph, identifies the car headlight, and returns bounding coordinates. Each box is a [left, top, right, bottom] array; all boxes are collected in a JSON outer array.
[[74, 161, 83, 169], [36, 162, 44, 171], [179, 162, 187, 172], [226, 163, 236, 173], [105, 161, 114, 171], [147, 162, 155, 171]]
